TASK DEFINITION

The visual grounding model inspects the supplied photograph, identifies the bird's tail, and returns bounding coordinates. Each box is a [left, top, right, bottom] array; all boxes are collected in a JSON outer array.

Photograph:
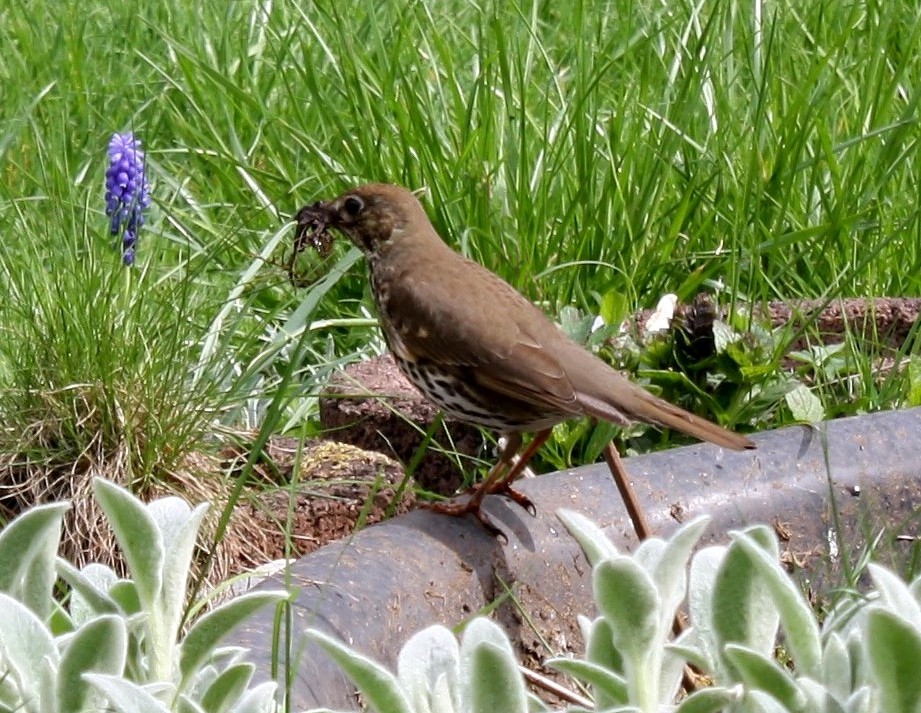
[[579, 372, 755, 451]]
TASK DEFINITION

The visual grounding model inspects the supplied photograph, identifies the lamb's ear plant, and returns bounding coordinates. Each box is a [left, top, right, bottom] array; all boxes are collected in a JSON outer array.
[[0, 478, 286, 713], [304, 617, 541, 713], [556, 510, 921, 713], [551, 512, 713, 712], [305, 509, 921, 713]]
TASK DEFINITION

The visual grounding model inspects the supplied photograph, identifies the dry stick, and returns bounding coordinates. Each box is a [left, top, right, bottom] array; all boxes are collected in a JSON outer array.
[[524, 444, 663, 707], [524, 440, 700, 703], [601, 438, 701, 694], [519, 666, 594, 708], [601, 440, 653, 542]]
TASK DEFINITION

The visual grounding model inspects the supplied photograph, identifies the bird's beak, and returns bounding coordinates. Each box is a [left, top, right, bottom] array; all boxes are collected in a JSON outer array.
[[293, 200, 335, 258], [295, 199, 331, 231]]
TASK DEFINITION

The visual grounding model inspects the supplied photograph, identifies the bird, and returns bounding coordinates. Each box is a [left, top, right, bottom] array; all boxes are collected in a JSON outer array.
[[296, 183, 755, 537]]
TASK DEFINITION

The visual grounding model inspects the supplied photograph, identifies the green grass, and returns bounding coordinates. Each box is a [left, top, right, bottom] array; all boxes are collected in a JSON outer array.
[[0, 0, 919, 498]]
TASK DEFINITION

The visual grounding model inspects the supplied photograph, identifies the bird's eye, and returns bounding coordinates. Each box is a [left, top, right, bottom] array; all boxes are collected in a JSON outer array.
[[342, 195, 364, 218]]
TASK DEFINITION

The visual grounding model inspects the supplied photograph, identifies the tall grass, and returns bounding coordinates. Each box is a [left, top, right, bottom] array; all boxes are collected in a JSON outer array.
[[0, 0, 919, 498]]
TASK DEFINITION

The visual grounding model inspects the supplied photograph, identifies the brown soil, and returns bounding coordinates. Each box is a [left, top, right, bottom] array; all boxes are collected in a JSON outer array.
[[225, 438, 415, 566]]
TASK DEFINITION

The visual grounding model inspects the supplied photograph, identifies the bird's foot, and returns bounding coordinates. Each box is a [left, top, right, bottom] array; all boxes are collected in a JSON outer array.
[[459, 479, 536, 517], [424, 481, 537, 540], [481, 480, 536, 516], [422, 497, 507, 540]]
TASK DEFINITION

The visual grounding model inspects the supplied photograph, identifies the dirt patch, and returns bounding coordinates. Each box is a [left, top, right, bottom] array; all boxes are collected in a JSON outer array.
[[226, 439, 414, 566]]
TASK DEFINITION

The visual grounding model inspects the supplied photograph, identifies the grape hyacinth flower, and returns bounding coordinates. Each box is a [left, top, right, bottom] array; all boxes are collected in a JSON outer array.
[[104, 132, 151, 266]]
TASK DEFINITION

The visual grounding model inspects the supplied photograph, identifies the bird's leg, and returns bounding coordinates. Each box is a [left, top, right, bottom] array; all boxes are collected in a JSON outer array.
[[602, 440, 652, 541], [484, 429, 552, 504], [469, 431, 521, 493], [424, 430, 551, 536], [423, 432, 521, 523]]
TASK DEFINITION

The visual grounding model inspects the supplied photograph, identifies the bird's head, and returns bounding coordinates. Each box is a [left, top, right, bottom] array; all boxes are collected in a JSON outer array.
[[295, 183, 427, 257]]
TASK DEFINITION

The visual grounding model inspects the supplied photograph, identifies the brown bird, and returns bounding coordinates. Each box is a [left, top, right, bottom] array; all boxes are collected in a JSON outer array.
[[297, 183, 755, 537]]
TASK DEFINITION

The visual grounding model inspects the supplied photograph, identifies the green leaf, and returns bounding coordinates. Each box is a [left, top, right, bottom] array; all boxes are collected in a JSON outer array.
[[599, 288, 629, 327], [57, 615, 128, 713], [176, 696, 207, 713], [180, 591, 287, 684], [230, 681, 279, 713], [731, 529, 822, 678], [0, 591, 59, 709], [710, 530, 781, 675], [306, 628, 414, 713], [57, 560, 121, 623], [784, 382, 825, 423], [0, 502, 68, 618], [740, 362, 784, 380], [906, 355, 921, 407], [557, 508, 619, 566], [467, 645, 527, 713], [869, 563, 921, 629], [688, 545, 725, 670], [844, 687, 872, 713], [559, 305, 594, 344], [665, 642, 711, 675], [199, 663, 256, 713], [82, 674, 172, 713], [594, 557, 660, 669], [909, 574, 921, 603], [460, 619, 528, 713], [582, 615, 623, 671], [649, 517, 710, 637], [713, 321, 741, 356], [724, 644, 806, 711], [396, 624, 460, 713], [674, 687, 739, 713], [582, 420, 619, 462], [746, 690, 797, 713], [582, 615, 626, 706], [151, 498, 210, 665], [822, 633, 853, 702], [110, 580, 142, 615], [660, 639, 690, 704], [93, 479, 164, 613], [633, 537, 668, 576], [798, 678, 846, 713], [545, 658, 628, 703], [865, 606, 921, 713]]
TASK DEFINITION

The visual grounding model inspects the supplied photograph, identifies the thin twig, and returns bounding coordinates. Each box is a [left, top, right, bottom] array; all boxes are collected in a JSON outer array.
[[602, 441, 652, 541], [520, 665, 594, 708]]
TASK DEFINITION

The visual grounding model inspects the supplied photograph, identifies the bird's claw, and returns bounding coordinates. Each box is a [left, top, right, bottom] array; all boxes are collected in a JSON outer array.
[[422, 478, 537, 539], [469, 480, 535, 516], [422, 497, 508, 541], [492, 484, 536, 516]]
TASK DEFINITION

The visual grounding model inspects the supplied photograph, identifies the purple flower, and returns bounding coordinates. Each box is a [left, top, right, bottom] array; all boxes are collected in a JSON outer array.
[[105, 132, 151, 266]]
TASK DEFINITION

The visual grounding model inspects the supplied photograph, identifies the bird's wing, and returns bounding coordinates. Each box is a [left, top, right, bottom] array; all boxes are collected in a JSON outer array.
[[328, 183, 752, 449], [377, 241, 754, 451], [382, 255, 583, 415]]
